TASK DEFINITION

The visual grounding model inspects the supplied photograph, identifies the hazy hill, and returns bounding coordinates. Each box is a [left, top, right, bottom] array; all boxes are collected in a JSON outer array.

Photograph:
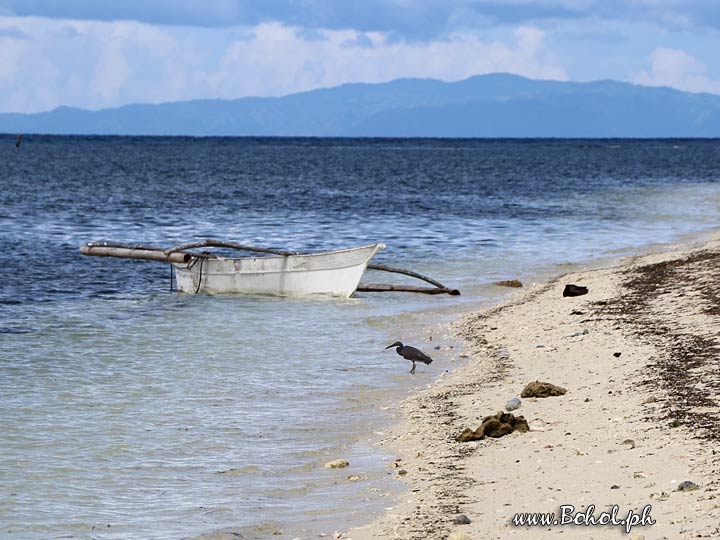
[[2, 73, 719, 137]]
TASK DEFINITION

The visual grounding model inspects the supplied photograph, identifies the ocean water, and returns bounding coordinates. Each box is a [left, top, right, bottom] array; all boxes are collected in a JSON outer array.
[[1, 136, 719, 539]]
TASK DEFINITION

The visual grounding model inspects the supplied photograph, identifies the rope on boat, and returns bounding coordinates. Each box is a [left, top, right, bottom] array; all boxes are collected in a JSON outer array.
[[195, 258, 204, 294], [164, 239, 297, 257]]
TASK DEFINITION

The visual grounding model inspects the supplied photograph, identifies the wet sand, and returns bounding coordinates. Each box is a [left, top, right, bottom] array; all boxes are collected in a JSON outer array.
[[347, 236, 720, 540]]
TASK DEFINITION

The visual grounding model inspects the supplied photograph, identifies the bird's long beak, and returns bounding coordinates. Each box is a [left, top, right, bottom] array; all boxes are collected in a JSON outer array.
[[384, 344, 394, 349]]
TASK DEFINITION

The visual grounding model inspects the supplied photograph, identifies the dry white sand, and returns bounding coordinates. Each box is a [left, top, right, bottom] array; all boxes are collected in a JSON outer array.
[[347, 237, 720, 540]]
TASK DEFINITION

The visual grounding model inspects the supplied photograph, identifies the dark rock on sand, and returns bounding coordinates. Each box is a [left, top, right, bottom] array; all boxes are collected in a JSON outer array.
[[563, 284, 589, 297], [453, 514, 472, 525], [613, 352, 622, 357], [495, 279, 523, 288], [455, 411, 529, 442], [677, 480, 699, 491], [521, 381, 567, 398]]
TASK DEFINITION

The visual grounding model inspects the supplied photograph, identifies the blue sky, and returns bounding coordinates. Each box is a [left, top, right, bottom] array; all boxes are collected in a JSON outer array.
[[0, 0, 718, 113]]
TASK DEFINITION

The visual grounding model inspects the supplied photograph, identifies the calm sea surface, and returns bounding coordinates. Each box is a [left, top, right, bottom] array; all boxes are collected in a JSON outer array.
[[1, 137, 719, 539]]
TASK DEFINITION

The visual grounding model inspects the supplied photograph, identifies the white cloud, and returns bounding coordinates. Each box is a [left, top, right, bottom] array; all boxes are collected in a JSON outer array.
[[0, 16, 569, 113], [635, 47, 720, 94]]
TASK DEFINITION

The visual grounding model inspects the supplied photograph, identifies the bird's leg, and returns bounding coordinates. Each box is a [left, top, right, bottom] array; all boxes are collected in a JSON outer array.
[[410, 362, 416, 375]]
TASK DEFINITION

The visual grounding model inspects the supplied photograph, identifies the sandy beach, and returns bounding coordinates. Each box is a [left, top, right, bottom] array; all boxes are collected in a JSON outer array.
[[348, 236, 720, 540]]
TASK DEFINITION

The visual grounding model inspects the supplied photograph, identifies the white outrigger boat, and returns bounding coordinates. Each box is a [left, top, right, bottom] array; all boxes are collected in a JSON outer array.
[[80, 239, 460, 298], [175, 243, 383, 297]]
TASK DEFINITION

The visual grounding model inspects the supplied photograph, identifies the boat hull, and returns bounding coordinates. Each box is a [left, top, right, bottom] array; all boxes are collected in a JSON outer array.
[[172, 243, 383, 297]]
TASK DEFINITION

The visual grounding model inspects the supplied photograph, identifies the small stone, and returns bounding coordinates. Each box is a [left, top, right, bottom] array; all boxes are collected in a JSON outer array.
[[452, 514, 471, 525], [347, 474, 362, 481], [397, 469, 407, 476], [677, 480, 699, 492], [621, 439, 636, 449], [505, 397, 522, 411], [643, 396, 658, 404], [610, 485, 620, 489], [613, 352, 622, 358], [669, 419, 681, 428], [324, 459, 349, 469]]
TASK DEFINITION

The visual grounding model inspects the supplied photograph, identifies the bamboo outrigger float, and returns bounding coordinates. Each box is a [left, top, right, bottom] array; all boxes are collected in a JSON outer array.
[[80, 240, 460, 298]]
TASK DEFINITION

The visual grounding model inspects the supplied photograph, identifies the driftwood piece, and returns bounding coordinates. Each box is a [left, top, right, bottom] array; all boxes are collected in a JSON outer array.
[[164, 239, 297, 257], [357, 283, 460, 295]]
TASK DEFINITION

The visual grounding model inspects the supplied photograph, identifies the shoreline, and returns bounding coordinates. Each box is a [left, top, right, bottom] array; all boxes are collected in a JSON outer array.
[[347, 234, 720, 539]]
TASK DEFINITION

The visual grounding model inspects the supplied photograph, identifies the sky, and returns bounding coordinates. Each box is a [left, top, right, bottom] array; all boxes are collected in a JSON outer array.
[[0, 0, 718, 113]]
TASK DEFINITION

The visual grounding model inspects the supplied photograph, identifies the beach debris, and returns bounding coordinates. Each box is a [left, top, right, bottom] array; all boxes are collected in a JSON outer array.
[[497, 348, 510, 360], [397, 469, 408, 476], [390, 458, 402, 468], [325, 459, 349, 469], [569, 329, 589, 337], [611, 484, 620, 489], [676, 480, 699, 492], [495, 279, 523, 288], [505, 397, 522, 411], [453, 514, 472, 525], [563, 284, 588, 297], [455, 411, 529, 442], [669, 419, 681, 428], [521, 381, 567, 398], [613, 352, 622, 357], [347, 474, 363, 481]]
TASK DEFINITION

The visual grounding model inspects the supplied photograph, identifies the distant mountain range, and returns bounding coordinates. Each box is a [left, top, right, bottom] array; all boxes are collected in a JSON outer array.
[[2, 73, 720, 137]]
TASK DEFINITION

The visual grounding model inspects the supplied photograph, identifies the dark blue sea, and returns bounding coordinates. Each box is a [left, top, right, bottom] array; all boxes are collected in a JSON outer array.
[[1, 136, 719, 539]]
